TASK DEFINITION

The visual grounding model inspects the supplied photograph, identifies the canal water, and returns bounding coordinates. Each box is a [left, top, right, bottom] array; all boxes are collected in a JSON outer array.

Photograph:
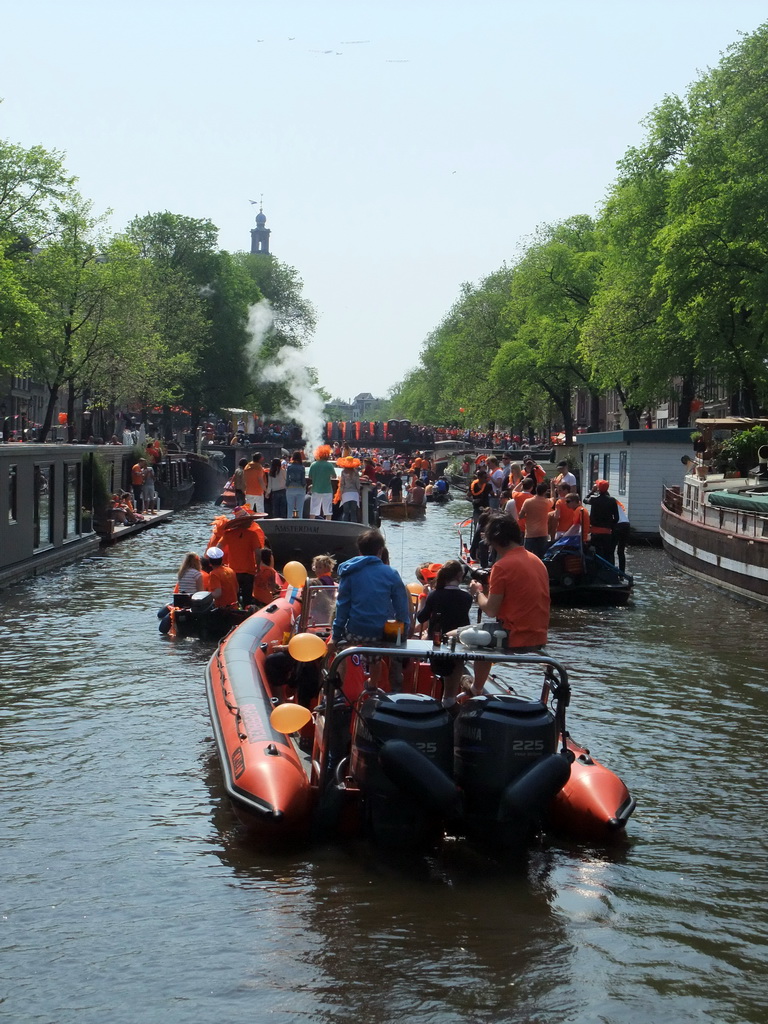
[[1, 501, 767, 1024]]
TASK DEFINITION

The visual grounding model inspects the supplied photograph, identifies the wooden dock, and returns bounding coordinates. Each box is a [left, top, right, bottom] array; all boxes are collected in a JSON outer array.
[[97, 508, 175, 544]]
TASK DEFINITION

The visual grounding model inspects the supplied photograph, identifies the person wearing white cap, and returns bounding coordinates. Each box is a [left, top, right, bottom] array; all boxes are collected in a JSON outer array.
[[204, 547, 239, 608]]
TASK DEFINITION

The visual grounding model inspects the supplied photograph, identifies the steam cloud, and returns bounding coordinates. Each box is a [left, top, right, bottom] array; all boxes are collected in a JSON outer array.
[[246, 300, 325, 453]]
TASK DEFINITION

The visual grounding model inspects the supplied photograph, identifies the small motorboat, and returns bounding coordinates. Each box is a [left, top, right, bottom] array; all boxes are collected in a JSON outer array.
[[543, 536, 634, 606], [160, 591, 254, 641], [205, 578, 635, 850], [378, 501, 427, 521]]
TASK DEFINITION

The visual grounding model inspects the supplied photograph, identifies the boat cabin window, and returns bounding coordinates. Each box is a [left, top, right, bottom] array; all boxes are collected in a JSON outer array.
[[64, 462, 81, 538], [618, 451, 627, 495], [33, 463, 53, 550], [603, 454, 611, 482], [302, 581, 338, 631], [588, 454, 599, 490], [8, 464, 17, 524]]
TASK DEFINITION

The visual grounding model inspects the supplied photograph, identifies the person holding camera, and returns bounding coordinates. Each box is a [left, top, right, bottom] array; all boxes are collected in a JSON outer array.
[[468, 515, 550, 693]]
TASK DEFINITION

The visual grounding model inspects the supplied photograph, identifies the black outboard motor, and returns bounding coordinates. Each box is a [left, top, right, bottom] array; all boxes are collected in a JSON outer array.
[[454, 695, 570, 846], [349, 692, 458, 847]]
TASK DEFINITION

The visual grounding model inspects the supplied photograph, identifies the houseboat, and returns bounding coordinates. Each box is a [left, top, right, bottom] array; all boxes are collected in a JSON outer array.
[[660, 420, 768, 605]]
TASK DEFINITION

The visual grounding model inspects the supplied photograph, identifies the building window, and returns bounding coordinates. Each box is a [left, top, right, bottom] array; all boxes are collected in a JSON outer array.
[[8, 464, 17, 523], [603, 454, 611, 481], [618, 451, 627, 495], [589, 454, 600, 489]]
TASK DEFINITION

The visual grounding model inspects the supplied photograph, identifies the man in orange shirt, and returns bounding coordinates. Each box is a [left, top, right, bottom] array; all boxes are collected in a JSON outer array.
[[215, 507, 265, 606], [205, 547, 239, 609], [518, 481, 552, 558], [468, 516, 550, 692], [131, 458, 147, 512], [243, 453, 267, 513]]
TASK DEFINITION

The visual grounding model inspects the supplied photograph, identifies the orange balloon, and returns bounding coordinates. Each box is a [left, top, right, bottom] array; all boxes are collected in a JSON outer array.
[[270, 703, 312, 734], [282, 560, 308, 588], [288, 631, 327, 662]]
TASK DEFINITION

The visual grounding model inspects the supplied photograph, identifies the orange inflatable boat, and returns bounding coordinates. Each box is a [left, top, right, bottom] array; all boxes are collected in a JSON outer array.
[[205, 579, 636, 849]]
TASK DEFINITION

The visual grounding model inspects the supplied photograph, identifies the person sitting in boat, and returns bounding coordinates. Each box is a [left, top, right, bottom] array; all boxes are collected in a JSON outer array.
[[204, 547, 239, 609], [311, 554, 336, 587], [387, 474, 404, 502], [327, 529, 411, 685], [468, 515, 550, 694], [307, 554, 337, 626], [406, 479, 426, 506], [251, 549, 281, 608], [416, 560, 473, 709], [177, 551, 205, 594], [435, 475, 449, 496]]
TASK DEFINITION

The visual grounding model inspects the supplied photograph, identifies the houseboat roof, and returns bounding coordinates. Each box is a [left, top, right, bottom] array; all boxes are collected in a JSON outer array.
[[576, 428, 693, 446], [695, 418, 768, 431]]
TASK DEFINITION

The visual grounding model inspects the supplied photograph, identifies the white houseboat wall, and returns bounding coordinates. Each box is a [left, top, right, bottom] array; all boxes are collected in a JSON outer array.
[[576, 428, 694, 540]]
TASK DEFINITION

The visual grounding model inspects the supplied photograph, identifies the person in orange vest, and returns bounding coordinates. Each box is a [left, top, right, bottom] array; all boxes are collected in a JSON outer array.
[[204, 547, 239, 609], [131, 458, 147, 511]]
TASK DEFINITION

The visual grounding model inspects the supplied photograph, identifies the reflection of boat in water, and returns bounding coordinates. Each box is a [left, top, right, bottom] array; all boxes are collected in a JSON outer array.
[[543, 536, 633, 606], [378, 501, 427, 521], [205, 579, 635, 851]]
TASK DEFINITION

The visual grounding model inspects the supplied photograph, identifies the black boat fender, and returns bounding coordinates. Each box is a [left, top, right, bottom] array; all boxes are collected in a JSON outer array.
[[379, 739, 462, 819], [497, 752, 572, 824]]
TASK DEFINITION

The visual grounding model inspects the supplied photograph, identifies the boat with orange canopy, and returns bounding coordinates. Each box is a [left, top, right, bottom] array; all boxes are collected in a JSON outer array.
[[205, 563, 635, 849]]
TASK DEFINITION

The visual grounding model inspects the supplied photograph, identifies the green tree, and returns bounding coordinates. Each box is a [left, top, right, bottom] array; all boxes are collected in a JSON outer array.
[[583, 96, 699, 427], [493, 216, 603, 441], [655, 25, 768, 414]]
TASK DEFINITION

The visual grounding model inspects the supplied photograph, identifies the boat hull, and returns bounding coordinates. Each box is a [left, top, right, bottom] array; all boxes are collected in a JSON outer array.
[[260, 518, 367, 571], [205, 598, 314, 838], [660, 501, 768, 605]]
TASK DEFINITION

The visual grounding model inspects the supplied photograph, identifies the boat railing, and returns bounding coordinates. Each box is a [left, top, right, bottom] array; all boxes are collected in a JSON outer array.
[[317, 643, 571, 791], [662, 485, 683, 515]]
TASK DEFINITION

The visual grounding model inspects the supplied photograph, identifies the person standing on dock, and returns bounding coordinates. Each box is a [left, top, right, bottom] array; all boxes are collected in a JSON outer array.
[[131, 458, 146, 512]]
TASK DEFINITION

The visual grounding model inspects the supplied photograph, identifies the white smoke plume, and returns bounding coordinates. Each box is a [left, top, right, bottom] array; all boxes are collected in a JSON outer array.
[[246, 300, 325, 453]]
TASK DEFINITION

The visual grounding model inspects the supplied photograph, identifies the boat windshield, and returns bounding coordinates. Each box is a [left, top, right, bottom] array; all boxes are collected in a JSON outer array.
[[301, 581, 338, 631]]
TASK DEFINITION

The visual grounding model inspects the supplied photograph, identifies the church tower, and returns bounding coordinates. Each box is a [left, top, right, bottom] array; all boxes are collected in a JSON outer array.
[[250, 202, 271, 255]]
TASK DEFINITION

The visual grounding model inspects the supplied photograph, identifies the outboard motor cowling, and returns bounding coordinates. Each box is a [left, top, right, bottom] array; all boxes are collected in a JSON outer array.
[[349, 692, 456, 847], [454, 695, 560, 842]]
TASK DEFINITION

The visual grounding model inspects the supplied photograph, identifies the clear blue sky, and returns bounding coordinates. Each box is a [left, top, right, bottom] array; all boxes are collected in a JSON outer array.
[[2, 1, 766, 402]]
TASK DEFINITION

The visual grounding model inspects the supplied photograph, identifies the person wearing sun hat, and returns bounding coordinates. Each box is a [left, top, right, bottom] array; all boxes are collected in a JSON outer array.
[[336, 455, 362, 521], [584, 479, 619, 564]]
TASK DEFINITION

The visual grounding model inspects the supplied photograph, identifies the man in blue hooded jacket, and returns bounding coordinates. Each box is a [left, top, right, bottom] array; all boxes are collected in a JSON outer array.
[[328, 528, 410, 651]]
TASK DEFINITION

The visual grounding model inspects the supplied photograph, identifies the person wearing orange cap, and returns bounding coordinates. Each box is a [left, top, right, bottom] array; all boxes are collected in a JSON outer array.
[[584, 480, 619, 564]]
